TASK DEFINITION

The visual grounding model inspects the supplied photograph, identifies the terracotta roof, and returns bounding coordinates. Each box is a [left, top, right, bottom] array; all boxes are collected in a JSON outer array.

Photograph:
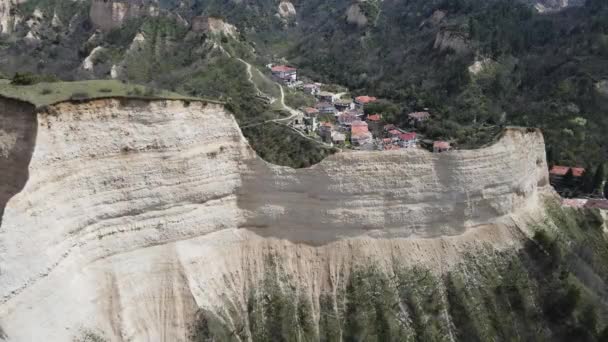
[[271, 65, 296, 72], [572, 167, 586, 177], [433, 141, 450, 149], [384, 124, 396, 131], [388, 129, 401, 135], [352, 131, 372, 140], [550, 166, 585, 177], [399, 132, 417, 141], [382, 138, 392, 144], [303, 107, 319, 115], [355, 96, 377, 104], [367, 114, 381, 121], [352, 126, 369, 135], [351, 120, 368, 127]]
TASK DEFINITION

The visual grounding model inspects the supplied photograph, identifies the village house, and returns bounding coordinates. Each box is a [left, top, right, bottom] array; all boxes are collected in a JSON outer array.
[[388, 129, 402, 140], [302, 83, 320, 95], [317, 91, 336, 103], [318, 122, 334, 142], [331, 131, 346, 145], [366, 113, 382, 137], [302, 107, 320, 131], [398, 132, 418, 148], [351, 120, 373, 146], [383, 124, 396, 132], [334, 99, 353, 111], [271, 65, 297, 83], [408, 111, 431, 125], [433, 141, 451, 153], [354, 95, 377, 109], [303, 107, 320, 117], [338, 112, 359, 126], [315, 102, 336, 115], [366, 114, 381, 122], [549, 165, 585, 189]]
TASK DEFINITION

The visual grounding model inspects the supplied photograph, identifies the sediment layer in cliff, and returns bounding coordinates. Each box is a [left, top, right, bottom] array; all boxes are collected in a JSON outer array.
[[0, 96, 551, 341]]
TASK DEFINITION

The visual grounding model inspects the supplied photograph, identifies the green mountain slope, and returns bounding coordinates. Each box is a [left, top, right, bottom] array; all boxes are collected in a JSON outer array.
[[284, 0, 608, 166]]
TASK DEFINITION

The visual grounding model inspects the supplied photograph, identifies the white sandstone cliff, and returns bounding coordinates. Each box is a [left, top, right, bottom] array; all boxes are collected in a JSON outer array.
[[0, 97, 551, 341]]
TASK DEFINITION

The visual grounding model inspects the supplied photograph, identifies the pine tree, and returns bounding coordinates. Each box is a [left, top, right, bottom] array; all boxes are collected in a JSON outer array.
[[592, 164, 605, 195], [581, 166, 594, 194], [604, 181, 608, 199], [563, 168, 575, 189]]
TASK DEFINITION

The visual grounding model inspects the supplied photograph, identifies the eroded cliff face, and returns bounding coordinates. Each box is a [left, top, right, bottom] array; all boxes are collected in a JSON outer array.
[[0, 97, 551, 341]]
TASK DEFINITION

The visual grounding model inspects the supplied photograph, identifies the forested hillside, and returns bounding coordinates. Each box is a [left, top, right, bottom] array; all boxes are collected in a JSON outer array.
[[284, 0, 608, 166]]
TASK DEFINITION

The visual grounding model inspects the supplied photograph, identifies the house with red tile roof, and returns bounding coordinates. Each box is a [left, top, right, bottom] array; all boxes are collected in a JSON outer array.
[[398, 132, 418, 148], [303, 107, 320, 117], [351, 126, 373, 146], [271, 65, 297, 83], [433, 141, 451, 153], [367, 114, 381, 122], [550, 165, 585, 177], [388, 129, 401, 140], [354, 95, 377, 108], [549, 165, 586, 190]]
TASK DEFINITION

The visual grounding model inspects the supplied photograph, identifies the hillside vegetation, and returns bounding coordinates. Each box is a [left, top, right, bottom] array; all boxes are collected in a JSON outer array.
[[284, 0, 608, 166], [190, 201, 608, 341], [0, 79, 200, 108]]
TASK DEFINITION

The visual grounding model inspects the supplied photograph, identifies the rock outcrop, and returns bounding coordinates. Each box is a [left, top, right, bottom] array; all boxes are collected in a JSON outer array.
[[434, 28, 469, 54], [532, 0, 585, 12], [346, 4, 367, 27], [277, 1, 296, 19], [89, 0, 158, 30], [0, 97, 551, 341], [191, 16, 238, 38]]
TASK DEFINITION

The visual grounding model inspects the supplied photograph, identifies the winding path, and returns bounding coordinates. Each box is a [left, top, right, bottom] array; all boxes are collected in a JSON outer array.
[[234, 56, 333, 148]]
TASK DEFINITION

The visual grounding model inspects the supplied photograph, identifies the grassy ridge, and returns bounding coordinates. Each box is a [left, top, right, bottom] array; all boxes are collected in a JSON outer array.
[[0, 79, 206, 108]]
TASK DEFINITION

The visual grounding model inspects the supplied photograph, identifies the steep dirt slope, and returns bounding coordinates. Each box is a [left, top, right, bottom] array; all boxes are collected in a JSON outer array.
[[0, 97, 552, 341]]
